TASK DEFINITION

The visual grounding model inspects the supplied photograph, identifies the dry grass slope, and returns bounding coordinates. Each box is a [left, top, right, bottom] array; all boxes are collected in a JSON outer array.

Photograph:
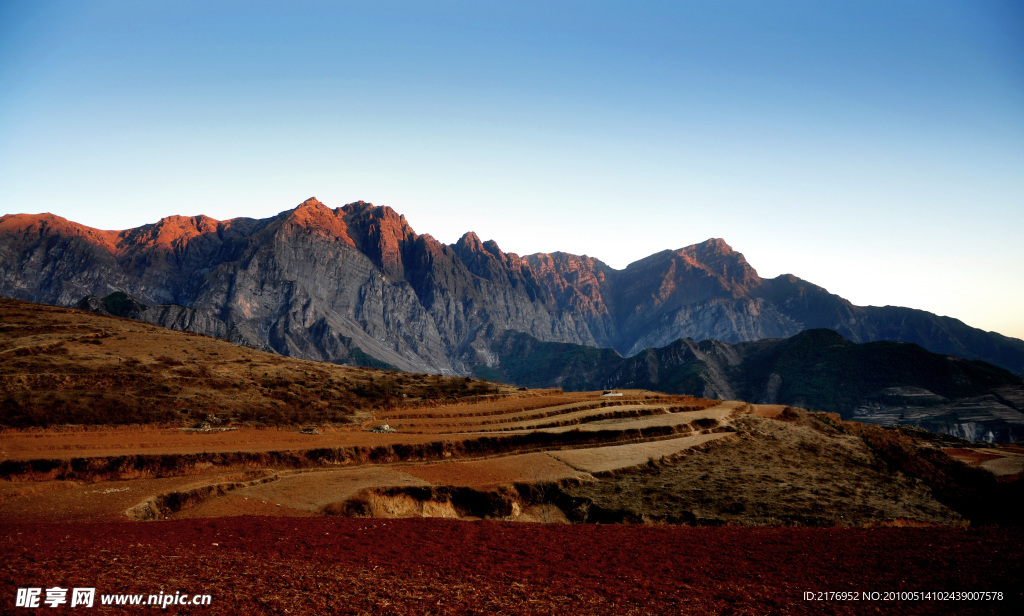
[[0, 298, 514, 428], [2, 298, 1021, 530]]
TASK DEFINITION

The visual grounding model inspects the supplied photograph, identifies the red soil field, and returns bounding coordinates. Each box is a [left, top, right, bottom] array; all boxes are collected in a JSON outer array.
[[1, 519, 1020, 615], [0, 426, 467, 461], [943, 448, 1004, 465]]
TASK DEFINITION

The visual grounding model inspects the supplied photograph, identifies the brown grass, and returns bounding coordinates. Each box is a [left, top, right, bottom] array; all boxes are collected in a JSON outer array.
[[943, 448, 1004, 464], [561, 412, 968, 527], [0, 298, 518, 428], [3, 299, 1020, 531]]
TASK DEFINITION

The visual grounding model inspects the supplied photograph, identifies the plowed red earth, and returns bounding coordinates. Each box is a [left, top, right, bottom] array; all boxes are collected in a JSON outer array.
[[2, 519, 1020, 615]]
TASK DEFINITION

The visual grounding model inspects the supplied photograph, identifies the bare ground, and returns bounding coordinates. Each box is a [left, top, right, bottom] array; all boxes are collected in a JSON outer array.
[[1, 518, 1020, 615]]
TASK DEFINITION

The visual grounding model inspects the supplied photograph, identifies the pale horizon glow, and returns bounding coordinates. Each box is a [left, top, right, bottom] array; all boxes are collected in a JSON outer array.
[[2, 1, 1022, 340]]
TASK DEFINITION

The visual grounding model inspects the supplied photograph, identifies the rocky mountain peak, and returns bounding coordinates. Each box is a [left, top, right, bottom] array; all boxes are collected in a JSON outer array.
[[674, 238, 761, 291], [118, 214, 222, 252], [283, 196, 352, 242], [455, 231, 484, 252], [700, 237, 733, 252], [452, 231, 513, 281], [453, 232, 509, 262], [337, 201, 419, 280], [341, 199, 373, 213], [482, 239, 506, 260], [0, 212, 119, 251], [340, 201, 413, 234]]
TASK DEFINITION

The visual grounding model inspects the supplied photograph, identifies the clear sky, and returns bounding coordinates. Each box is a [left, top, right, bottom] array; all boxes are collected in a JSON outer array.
[[2, 1, 1023, 339]]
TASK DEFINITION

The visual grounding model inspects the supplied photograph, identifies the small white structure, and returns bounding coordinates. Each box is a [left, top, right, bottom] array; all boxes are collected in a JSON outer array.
[[368, 424, 397, 433], [601, 391, 623, 397]]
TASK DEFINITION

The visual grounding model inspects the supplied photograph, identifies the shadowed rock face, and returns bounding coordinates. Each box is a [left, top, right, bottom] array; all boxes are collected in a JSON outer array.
[[602, 330, 1024, 442], [2, 197, 1024, 377], [478, 329, 1024, 443]]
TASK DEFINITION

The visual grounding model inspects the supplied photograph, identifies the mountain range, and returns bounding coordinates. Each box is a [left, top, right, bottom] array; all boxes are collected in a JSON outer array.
[[2, 197, 1022, 380], [481, 328, 1024, 442]]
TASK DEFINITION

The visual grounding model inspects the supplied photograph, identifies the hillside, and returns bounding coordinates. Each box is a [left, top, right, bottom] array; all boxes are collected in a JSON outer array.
[[2, 296, 1023, 537], [486, 329, 1024, 442], [612, 330, 1024, 442], [3, 198, 1023, 378], [0, 298, 509, 428]]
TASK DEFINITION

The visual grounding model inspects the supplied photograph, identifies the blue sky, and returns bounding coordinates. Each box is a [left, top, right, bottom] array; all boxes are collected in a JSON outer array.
[[2, 1, 1023, 339]]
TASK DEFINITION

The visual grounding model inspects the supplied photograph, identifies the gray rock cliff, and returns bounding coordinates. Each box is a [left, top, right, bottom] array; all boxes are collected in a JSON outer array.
[[2, 198, 1023, 377]]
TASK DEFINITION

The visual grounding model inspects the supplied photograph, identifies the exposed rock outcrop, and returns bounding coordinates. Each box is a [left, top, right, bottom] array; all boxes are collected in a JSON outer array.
[[3, 197, 1024, 378]]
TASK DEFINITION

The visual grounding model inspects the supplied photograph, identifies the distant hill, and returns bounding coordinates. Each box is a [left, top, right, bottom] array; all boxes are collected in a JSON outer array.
[[483, 329, 1024, 443], [3, 197, 1023, 378]]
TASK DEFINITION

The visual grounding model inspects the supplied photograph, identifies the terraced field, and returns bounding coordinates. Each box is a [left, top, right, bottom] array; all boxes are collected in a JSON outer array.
[[369, 393, 718, 433], [4, 299, 1022, 613], [1, 390, 734, 523]]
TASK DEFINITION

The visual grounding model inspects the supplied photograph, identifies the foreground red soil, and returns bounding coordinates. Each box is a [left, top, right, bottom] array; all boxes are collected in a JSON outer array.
[[2, 519, 1020, 615]]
